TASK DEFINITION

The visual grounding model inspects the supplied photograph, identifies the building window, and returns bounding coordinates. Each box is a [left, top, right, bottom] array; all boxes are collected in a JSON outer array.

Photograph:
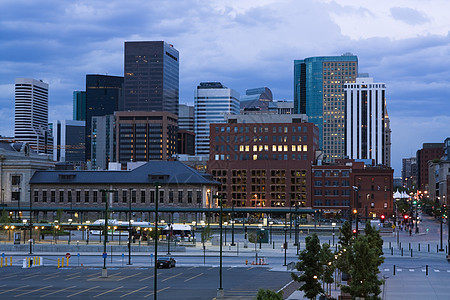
[[384, 202, 387, 209], [169, 191, 174, 203], [178, 191, 183, 203], [122, 190, 127, 203], [59, 191, 64, 202], [196, 191, 202, 204], [34, 191, 38, 203], [51, 191, 56, 202], [113, 191, 119, 203], [188, 191, 193, 203], [76, 191, 81, 203], [68, 191, 72, 203], [85, 191, 90, 203], [42, 191, 47, 202], [93, 191, 98, 203], [101, 192, 106, 203], [150, 191, 155, 203], [11, 175, 21, 186], [132, 190, 137, 203], [159, 191, 164, 203], [141, 191, 145, 203]]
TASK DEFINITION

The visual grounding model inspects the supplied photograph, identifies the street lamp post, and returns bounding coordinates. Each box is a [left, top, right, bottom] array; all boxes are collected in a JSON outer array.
[[231, 202, 235, 246], [29, 189, 33, 254], [269, 221, 273, 244], [128, 189, 133, 265], [100, 189, 114, 277], [224, 222, 228, 246], [353, 186, 359, 237], [153, 182, 161, 300], [212, 193, 224, 298], [192, 221, 196, 243], [332, 222, 336, 246], [283, 227, 288, 266]]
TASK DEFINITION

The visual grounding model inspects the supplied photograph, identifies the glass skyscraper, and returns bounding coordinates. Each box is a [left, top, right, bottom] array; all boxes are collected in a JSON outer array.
[[122, 41, 179, 115], [85, 74, 123, 162], [194, 82, 240, 155], [73, 91, 86, 121], [294, 54, 358, 163]]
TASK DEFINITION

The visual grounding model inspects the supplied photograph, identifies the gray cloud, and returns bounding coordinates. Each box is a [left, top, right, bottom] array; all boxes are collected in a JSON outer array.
[[390, 7, 430, 25]]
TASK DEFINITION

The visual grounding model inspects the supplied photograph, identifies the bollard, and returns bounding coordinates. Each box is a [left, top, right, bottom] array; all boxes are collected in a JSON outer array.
[[273, 242, 275, 249], [399, 242, 402, 249], [4, 257, 7, 266], [389, 242, 391, 249], [446, 246, 448, 254], [391, 248, 393, 255], [426, 265, 428, 276], [437, 245, 439, 253], [409, 243, 411, 250], [428, 244, 430, 252], [1, 257, 2, 268], [393, 265, 396, 275], [10, 256, 12, 266], [411, 249, 413, 257], [245, 259, 248, 265], [66, 257, 69, 267], [419, 243, 421, 251], [57, 258, 60, 268], [401, 248, 403, 256], [27, 257, 30, 268]]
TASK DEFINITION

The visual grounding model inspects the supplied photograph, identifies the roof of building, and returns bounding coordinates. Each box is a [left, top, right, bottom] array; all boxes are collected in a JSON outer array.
[[30, 161, 220, 185]]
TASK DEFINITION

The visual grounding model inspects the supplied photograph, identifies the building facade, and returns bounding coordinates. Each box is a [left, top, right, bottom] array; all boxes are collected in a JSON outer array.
[[14, 78, 52, 155], [417, 143, 444, 192], [85, 75, 123, 163], [344, 76, 390, 166], [73, 91, 86, 121], [91, 115, 116, 170], [207, 115, 319, 207], [122, 41, 179, 115], [402, 157, 417, 190], [29, 161, 219, 222], [178, 104, 194, 131], [294, 54, 358, 163], [51, 120, 85, 165], [115, 111, 178, 162], [194, 82, 240, 155]]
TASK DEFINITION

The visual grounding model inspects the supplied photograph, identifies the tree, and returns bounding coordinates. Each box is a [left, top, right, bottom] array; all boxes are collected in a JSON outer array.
[[201, 225, 212, 244], [254, 288, 283, 300], [0, 209, 11, 224], [292, 233, 324, 299], [338, 221, 353, 247], [336, 221, 353, 276], [320, 243, 335, 294], [341, 234, 384, 300]]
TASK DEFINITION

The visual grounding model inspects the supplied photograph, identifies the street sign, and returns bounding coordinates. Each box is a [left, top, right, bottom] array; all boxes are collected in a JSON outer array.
[[392, 225, 396, 229], [122, 253, 125, 257], [1, 253, 4, 258], [65, 253, 71, 259], [77, 253, 80, 257], [102, 252, 107, 259], [150, 254, 153, 258]]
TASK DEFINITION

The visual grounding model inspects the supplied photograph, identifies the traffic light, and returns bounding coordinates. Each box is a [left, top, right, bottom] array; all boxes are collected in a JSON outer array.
[[352, 229, 357, 234], [404, 215, 409, 220], [380, 215, 385, 223], [353, 209, 357, 214]]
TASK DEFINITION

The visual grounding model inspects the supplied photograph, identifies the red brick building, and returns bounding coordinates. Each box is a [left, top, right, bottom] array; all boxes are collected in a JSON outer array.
[[417, 143, 444, 192], [207, 115, 319, 207], [312, 160, 394, 219]]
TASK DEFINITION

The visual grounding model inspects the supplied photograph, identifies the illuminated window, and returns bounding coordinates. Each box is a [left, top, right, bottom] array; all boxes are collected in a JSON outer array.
[[253, 155, 258, 160], [292, 145, 296, 151], [278, 145, 282, 151], [264, 145, 269, 151], [272, 145, 277, 151], [283, 145, 288, 151], [303, 145, 308, 151], [239, 145, 244, 151], [253, 145, 257, 151], [245, 145, 250, 152], [297, 145, 302, 151]]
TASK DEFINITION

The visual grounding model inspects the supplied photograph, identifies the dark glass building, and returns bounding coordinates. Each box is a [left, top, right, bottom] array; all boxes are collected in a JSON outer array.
[[85, 74, 123, 162], [122, 41, 179, 115], [73, 91, 86, 121]]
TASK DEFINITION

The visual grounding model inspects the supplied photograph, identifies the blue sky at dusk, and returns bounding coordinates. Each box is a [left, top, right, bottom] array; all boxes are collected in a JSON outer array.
[[1, 0, 450, 175]]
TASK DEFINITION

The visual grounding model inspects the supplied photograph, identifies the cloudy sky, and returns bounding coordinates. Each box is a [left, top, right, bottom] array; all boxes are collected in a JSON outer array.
[[1, 0, 450, 175]]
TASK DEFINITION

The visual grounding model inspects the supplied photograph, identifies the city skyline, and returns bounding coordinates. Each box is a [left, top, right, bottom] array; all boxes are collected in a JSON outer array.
[[1, 1, 450, 175]]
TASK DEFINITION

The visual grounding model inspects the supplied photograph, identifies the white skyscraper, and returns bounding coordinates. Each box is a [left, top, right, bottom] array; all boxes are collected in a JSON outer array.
[[14, 78, 52, 154], [194, 82, 240, 155], [344, 75, 390, 166]]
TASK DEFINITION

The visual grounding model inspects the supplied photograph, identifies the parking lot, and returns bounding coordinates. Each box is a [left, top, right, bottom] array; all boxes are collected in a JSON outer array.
[[0, 266, 293, 299]]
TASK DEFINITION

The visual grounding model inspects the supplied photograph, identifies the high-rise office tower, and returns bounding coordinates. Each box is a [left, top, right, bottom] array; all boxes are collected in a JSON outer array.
[[52, 120, 85, 165], [14, 78, 52, 154], [194, 82, 240, 155], [178, 104, 194, 131], [344, 75, 390, 166], [91, 115, 115, 170], [122, 41, 179, 115], [73, 91, 86, 121], [85, 74, 123, 162], [294, 54, 358, 163]]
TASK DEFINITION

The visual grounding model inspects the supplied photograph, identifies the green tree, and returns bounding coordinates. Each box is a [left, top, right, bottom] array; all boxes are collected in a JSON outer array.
[[336, 221, 353, 276], [0, 209, 11, 224], [254, 288, 283, 300], [341, 235, 384, 299], [292, 233, 324, 299], [201, 225, 213, 244], [338, 221, 353, 247], [320, 243, 335, 294]]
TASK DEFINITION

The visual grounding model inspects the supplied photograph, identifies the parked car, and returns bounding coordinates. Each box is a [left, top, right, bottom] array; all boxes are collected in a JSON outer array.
[[156, 257, 176, 269]]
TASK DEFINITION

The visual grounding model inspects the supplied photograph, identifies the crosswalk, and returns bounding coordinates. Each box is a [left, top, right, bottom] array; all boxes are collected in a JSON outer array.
[[382, 268, 450, 273]]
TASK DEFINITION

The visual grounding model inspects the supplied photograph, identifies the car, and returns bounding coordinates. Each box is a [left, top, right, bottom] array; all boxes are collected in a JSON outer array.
[[156, 257, 176, 269]]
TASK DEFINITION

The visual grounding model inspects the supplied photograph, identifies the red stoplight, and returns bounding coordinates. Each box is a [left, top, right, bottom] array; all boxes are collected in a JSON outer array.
[[352, 229, 357, 234], [404, 215, 409, 220], [380, 215, 385, 223]]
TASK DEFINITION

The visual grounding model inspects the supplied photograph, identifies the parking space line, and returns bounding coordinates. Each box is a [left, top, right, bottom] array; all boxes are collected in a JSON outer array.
[[43, 275, 60, 281], [14, 285, 53, 297], [0, 285, 29, 295], [226, 267, 234, 270], [186, 266, 197, 270], [67, 285, 100, 297], [40, 285, 76, 298], [207, 267, 214, 270], [162, 273, 182, 282], [144, 287, 170, 298], [21, 274, 41, 280], [246, 267, 255, 270], [65, 275, 81, 281], [139, 272, 162, 282], [117, 272, 142, 281], [1, 274, 18, 279], [120, 286, 148, 298], [93, 286, 123, 298], [184, 273, 203, 282]]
